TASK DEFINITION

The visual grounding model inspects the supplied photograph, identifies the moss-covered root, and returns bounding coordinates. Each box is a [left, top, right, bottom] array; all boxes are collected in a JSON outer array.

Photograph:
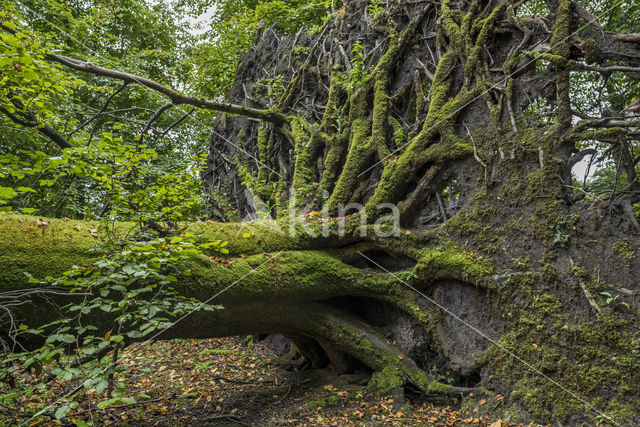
[[299, 304, 475, 401]]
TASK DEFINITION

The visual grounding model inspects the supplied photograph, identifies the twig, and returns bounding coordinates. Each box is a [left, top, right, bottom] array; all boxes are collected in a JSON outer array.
[[465, 124, 488, 188], [569, 258, 602, 319], [138, 102, 174, 145], [275, 384, 292, 402], [161, 107, 195, 138]]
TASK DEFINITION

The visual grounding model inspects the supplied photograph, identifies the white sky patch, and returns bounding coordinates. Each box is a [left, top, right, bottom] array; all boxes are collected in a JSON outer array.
[[156, 0, 217, 36], [184, 6, 217, 36]]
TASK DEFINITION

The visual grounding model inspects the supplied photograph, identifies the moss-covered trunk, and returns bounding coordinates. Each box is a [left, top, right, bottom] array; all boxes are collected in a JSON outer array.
[[3, 0, 640, 423]]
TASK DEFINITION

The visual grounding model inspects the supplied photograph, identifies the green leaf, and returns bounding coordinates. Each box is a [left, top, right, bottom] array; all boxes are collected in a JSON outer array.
[[55, 405, 71, 419], [95, 379, 108, 395], [16, 186, 36, 193], [126, 330, 143, 338], [0, 186, 18, 200]]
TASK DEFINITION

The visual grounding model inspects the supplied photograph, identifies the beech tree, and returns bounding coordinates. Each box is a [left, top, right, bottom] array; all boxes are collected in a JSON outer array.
[[2, 0, 640, 424]]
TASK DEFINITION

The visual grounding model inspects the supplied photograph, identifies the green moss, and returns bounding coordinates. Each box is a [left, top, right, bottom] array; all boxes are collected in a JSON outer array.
[[0, 214, 106, 291], [326, 117, 372, 212], [368, 365, 405, 395], [550, 0, 572, 128], [583, 38, 597, 64], [427, 381, 452, 393], [464, 2, 506, 84], [290, 116, 321, 207], [445, 197, 506, 255], [480, 265, 640, 424], [415, 242, 493, 282], [612, 238, 635, 267], [307, 394, 341, 409]]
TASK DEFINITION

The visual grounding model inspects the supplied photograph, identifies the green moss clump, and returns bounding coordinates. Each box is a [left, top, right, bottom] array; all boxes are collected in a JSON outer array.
[[427, 381, 452, 393], [612, 238, 635, 267], [368, 365, 405, 395], [415, 244, 493, 282], [307, 394, 341, 409]]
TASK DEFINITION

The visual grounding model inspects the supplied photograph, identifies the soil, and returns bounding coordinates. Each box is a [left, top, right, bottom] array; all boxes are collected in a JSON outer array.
[[30, 337, 531, 426]]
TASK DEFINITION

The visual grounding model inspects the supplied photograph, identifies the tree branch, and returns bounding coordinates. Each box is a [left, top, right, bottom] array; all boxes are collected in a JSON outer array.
[[139, 102, 174, 145], [162, 107, 195, 138], [45, 54, 287, 124], [0, 107, 72, 149]]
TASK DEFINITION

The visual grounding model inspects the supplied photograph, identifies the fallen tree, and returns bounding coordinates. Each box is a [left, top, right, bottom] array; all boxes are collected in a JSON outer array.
[[2, 0, 640, 423]]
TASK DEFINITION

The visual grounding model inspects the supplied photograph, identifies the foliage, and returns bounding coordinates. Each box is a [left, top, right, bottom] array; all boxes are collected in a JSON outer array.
[[1, 231, 224, 419], [0, 3, 226, 419], [1, 134, 206, 223], [348, 40, 365, 90], [1, 0, 212, 220], [188, 0, 339, 98], [367, 0, 385, 20]]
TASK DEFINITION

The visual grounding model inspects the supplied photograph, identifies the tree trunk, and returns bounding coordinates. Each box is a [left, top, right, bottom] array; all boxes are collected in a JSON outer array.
[[3, 0, 640, 424]]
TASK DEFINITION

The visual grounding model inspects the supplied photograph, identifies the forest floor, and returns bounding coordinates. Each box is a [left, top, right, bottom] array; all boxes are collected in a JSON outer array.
[[18, 337, 532, 426]]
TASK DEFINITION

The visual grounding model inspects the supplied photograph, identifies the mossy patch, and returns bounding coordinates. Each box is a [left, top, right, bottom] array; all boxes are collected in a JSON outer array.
[[612, 238, 635, 268], [0, 213, 105, 291]]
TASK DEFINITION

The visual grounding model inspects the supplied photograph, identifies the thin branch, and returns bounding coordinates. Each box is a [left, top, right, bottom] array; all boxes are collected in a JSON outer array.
[[612, 33, 640, 43], [0, 106, 71, 149], [138, 102, 174, 145], [161, 107, 195, 138], [83, 82, 130, 144]]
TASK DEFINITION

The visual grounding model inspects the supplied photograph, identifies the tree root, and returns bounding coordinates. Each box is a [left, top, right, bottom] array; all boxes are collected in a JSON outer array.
[[297, 304, 477, 404]]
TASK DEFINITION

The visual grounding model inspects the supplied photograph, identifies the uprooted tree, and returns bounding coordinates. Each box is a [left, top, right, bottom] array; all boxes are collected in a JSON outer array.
[[2, 0, 640, 423]]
